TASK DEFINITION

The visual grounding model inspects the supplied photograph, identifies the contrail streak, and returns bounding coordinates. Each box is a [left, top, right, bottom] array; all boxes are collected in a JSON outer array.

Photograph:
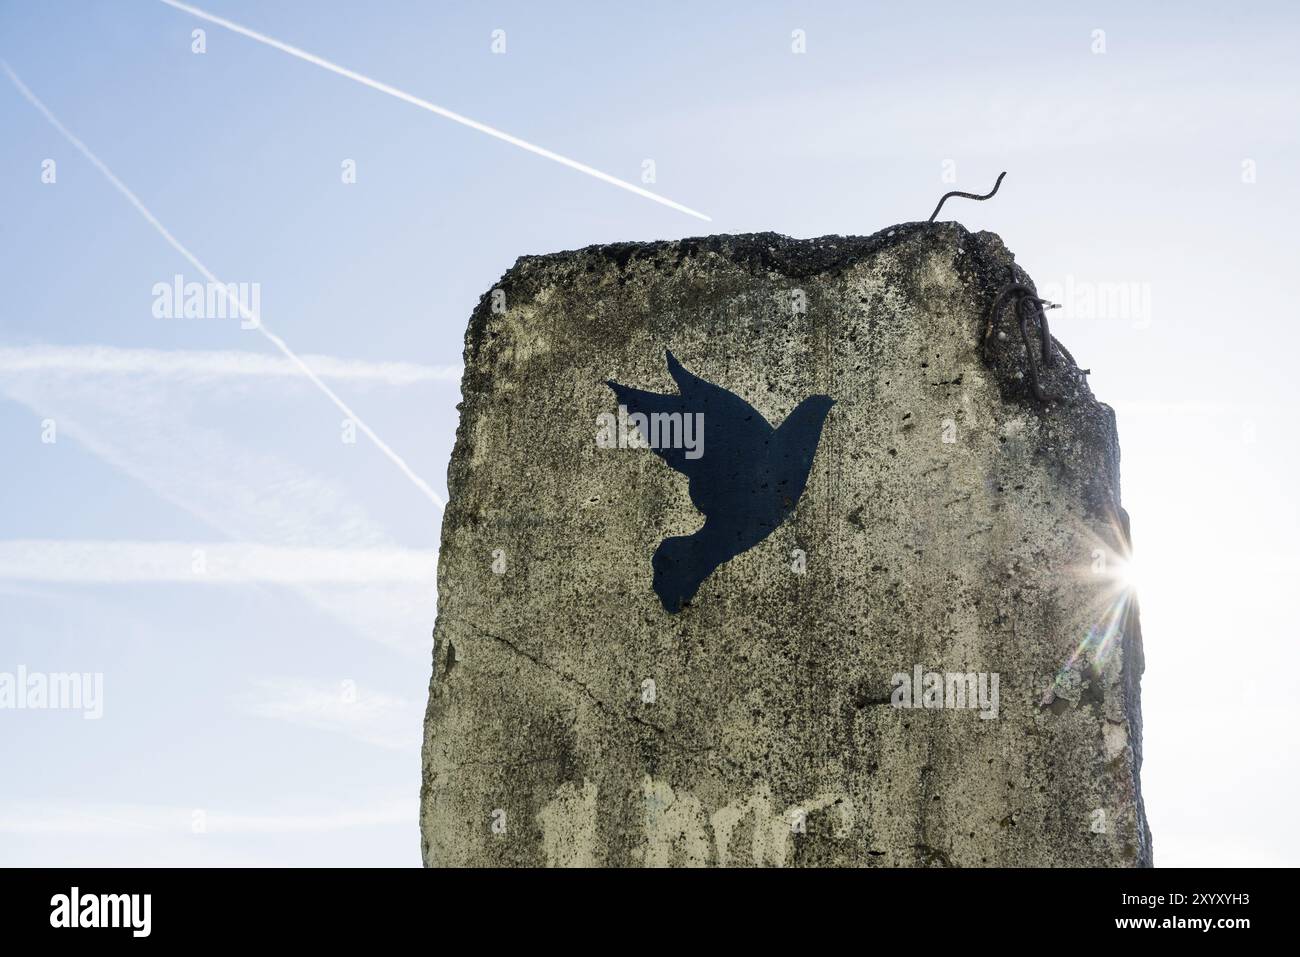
[[157, 0, 712, 222], [1, 59, 448, 511]]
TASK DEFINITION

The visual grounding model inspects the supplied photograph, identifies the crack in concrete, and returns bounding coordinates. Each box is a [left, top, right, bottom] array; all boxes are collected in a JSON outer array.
[[462, 623, 735, 766]]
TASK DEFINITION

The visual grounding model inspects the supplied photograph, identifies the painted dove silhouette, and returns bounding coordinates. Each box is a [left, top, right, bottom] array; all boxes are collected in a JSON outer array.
[[607, 351, 834, 613]]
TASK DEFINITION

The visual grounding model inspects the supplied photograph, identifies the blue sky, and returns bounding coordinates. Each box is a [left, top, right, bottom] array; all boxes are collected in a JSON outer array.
[[1, 0, 1297, 865]]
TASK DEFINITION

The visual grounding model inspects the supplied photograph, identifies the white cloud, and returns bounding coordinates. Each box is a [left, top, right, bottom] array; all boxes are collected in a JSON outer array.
[[236, 677, 422, 750], [0, 799, 412, 835], [0, 344, 461, 386], [0, 540, 434, 584], [0, 342, 442, 651]]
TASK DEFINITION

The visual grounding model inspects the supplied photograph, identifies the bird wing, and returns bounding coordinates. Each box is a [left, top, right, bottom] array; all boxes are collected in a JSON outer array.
[[607, 351, 775, 517], [605, 379, 698, 478], [665, 351, 774, 436]]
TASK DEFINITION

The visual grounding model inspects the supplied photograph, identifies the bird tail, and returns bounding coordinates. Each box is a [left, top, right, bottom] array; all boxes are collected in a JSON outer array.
[[652, 533, 714, 613]]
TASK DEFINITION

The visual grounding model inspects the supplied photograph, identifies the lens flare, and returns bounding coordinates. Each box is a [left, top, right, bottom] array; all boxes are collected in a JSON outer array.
[[1044, 512, 1141, 705]]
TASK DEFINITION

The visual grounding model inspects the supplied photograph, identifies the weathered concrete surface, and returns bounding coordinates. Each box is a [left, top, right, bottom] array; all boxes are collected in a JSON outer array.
[[421, 223, 1151, 867]]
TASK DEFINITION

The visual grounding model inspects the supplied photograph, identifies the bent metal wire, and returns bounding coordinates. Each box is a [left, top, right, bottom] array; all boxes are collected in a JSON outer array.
[[928, 170, 1007, 223], [983, 281, 1061, 403], [929, 171, 1064, 403]]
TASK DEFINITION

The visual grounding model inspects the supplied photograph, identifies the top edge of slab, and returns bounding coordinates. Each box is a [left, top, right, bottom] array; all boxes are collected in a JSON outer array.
[[503, 221, 980, 281]]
